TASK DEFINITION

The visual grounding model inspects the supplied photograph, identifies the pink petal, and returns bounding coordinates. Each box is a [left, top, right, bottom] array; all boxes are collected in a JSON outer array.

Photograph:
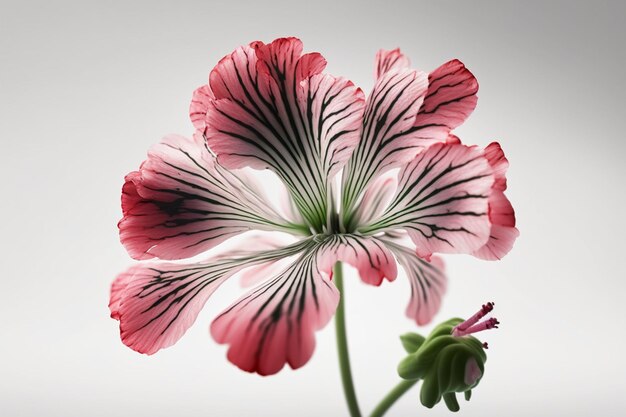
[[488, 189, 516, 228], [109, 266, 137, 320], [298, 74, 365, 177], [483, 141, 509, 191], [384, 240, 447, 326], [111, 239, 313, 355], [208, 45, 267, 110], [472, 190, 519, 260], [238, 259, 289, 288], [342, 68, 428, 214], [121, 170, 142, 215], [252, 37, 327, 83], [210, 234, 397, 374], [206, 38, 365, 229], [472, 142, 518, 260], [112, 261, 236, 355], [374, 48, 410, 79], [118, 134, 291, 261], [411, 59, 479, 144], [211, 233, 298, 288], [360, 142, 494, 259], [189, 84, 215, 130], [350, 172, 397, 229], [279, 181, 306, 225], [210, 247, 339, 375], [446, 133, 462, 145], [319, 235, 398, 286], [223, 167, 306, 225], [342, 57, 477, 219], [211, 234, 286, 259]]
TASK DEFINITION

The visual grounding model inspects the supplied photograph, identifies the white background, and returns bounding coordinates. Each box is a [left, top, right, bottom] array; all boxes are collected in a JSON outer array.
[[2, 1, 625, 416]]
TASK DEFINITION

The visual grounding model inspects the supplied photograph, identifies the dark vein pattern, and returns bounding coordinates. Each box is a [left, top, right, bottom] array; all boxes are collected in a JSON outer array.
[[210, 233, 397, 374], [110, 39, 518, 379], [342, 68, 428, 225], [110, 238, 314, 355], [206, 39, 364, 231], [411, 59, 478, 143], [375, 48, 410, 79], [360, 142, 493, 259], [119, 134, 298, 260]]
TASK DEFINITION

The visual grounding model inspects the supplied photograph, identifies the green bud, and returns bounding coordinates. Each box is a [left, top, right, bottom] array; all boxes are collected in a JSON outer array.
[[397, 318, 488, 412]]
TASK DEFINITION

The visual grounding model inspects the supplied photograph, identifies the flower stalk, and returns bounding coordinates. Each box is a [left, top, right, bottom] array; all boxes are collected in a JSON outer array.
[[369, 379, 418, 417], [334, 262, 362, 417]]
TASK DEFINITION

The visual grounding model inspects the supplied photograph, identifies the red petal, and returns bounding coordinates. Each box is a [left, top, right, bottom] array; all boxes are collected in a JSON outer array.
[[412, 59, 479, 143], [473, 190, 519, 260]]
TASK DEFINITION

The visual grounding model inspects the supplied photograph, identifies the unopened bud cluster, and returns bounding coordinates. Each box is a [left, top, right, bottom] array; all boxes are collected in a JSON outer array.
[[397, 303, 499, 412]]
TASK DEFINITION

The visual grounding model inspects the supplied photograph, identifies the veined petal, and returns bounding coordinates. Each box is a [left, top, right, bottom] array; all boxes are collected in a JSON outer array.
[[109, 266, 138, 320], [210, 240, 338, 375], [189, 84, 215, 131], [341, 68, 428, 219], [374, 48, 478, 141], [210, 233, 396, 375], [238, 259, 291, 288], [110, 239, 313, 355], [211, 233, 298, 288], [319, 234, 398, 286], [411, 59, 478, 144], [359, 142, 494, 260], [119, 134, 300, 261], [489, 190, 515, 227], [383, 239, 447, 326], [375, 48, 410, 79], [114, 261, 235, 355], [473, 191, 519, 260], [206, 38, 365, 231], [483, 141, 508, 191], [298, 74, 365, 177], [253, 37, 327, 83], [350, 171, 397, 230], [224, 167, 306, 225], [342, 56, 478, 223], [473, 142, 518, 260]]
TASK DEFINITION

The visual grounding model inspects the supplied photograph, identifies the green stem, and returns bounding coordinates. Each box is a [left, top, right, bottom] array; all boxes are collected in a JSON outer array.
[[334, 262, 362, 417], [369, 380, 418, 417]]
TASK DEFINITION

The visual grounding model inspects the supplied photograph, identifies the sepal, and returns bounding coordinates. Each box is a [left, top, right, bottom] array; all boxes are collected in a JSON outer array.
[[399, 332, 426, 353]]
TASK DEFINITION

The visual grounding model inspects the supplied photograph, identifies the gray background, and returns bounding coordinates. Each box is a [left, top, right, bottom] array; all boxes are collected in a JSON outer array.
[[1, 1, 625, 416]]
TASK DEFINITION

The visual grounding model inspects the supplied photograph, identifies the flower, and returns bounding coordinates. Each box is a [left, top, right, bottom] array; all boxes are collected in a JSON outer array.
[[109, 37, 518, 375]]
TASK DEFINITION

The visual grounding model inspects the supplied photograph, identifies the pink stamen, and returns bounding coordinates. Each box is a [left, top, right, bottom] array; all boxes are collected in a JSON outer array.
[[463, 318, 499, 335], [452, 302, 500, 337], [453, 302, 494, 332]]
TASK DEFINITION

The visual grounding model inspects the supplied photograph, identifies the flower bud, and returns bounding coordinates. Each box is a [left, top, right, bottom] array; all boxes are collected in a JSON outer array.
[[397, 318, 489, 412]]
